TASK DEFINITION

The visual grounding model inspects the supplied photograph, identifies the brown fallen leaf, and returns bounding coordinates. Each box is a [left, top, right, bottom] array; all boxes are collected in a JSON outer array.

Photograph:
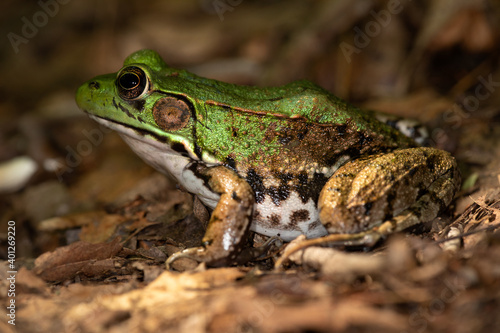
[[33, 238, 123, 282]]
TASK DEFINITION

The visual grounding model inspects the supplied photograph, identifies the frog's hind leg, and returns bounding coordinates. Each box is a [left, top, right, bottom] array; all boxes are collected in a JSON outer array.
[[275, 147, 460, 267]]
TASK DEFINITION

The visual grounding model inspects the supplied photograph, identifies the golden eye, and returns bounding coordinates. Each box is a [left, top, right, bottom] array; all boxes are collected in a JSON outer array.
[[153, 96, 191, 131], [116, 66, 149, 100]]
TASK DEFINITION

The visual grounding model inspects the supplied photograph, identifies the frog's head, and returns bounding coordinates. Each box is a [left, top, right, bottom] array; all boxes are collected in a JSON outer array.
[[76, 49, 202, 160]]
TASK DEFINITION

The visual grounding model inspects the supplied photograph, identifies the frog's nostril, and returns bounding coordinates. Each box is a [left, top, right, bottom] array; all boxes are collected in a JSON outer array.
[[89, 81, 100, 89]]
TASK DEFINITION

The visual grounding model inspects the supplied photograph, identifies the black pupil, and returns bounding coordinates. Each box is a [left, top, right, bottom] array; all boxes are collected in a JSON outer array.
[[119, 73, 140, 89]]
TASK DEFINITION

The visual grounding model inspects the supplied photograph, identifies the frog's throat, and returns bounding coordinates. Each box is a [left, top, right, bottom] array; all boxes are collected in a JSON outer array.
[[88, 115, 222, 207]]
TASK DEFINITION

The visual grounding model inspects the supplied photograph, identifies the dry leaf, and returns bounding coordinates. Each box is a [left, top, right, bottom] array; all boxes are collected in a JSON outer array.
[[33, 239, 123, 282]]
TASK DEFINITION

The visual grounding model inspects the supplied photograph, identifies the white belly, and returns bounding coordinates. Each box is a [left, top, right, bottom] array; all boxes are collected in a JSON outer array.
[[251, 192, 327, 241], [91, 116, 326, 241]]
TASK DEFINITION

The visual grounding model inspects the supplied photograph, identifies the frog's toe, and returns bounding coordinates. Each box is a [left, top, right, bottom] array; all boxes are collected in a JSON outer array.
[[165, 249, 201, 270], [166, 245, 243, 270], [166, 247, 216, 270]]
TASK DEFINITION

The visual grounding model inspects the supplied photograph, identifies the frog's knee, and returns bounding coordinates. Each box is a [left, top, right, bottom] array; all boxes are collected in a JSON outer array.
[[317, 158, 373, 234]]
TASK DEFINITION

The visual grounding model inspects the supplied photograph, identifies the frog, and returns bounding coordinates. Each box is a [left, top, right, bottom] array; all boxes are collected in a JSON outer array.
[[76, 49, 461, 268]]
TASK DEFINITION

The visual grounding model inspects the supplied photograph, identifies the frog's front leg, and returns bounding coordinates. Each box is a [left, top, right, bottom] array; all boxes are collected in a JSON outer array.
[[276, 147, 460, 267], [166, 165, 255, 269]]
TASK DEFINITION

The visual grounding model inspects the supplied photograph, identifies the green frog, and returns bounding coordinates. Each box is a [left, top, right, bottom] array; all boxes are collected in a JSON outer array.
[[76, 49, 460, 268]]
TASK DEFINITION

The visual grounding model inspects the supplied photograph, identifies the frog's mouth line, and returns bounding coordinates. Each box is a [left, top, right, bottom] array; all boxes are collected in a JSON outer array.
[[86, 114, 197, 159]]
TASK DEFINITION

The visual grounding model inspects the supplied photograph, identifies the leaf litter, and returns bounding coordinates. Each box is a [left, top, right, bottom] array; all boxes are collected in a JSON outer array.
[[2, 1, 500, 332]]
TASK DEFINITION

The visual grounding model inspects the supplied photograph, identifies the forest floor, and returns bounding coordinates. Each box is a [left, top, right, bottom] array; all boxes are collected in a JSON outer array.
[[1, 1, 500, 332]]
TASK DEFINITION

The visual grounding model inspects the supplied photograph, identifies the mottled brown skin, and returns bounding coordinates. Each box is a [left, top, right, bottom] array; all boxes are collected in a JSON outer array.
[[319, 148, 460, 233], [275, 147, 461, 267], [202, 107, 417, 180], [200, 107, 419, 212]]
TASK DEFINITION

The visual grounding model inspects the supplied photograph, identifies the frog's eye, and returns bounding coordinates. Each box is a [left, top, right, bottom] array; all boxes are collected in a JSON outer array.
[[116, 66, 149, 100], [153, 96, 191, 131]]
